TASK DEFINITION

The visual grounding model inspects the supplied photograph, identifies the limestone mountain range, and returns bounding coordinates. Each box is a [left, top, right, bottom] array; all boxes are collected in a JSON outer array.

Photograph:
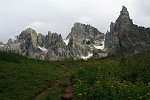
[[0, 6, 150, 61]]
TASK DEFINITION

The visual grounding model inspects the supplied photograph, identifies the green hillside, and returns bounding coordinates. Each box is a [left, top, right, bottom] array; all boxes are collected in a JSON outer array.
[[72, 52, 150, 100], [0, 51, 150, 100], [0, 51, 68, 100]]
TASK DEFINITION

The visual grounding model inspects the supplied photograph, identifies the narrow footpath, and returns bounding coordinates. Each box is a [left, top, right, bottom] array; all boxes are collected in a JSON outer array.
[[34, 65, 73, 100]]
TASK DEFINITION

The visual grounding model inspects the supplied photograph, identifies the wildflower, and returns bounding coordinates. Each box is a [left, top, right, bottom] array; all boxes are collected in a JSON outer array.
[[147, 92, 150, 95], [139, 96, 143, 99], [83, 92, 86, 95], [78, 93, 83, 96], [111, 85, 114, 88], [78, 79, 83, 83], [96, 81, 99, 83], [124, 84, 128, 87]]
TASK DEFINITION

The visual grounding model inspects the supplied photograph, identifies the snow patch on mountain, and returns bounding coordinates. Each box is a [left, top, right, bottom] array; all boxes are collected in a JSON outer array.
[[94, 41, 104, 50], [38, 46, 48, 53], [0, 45, 4, 47], [64, 39, 69, 45], [81, 53, 93, 60]]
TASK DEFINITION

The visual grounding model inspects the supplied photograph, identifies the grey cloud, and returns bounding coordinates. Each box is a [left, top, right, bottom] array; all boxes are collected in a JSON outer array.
[[0, 0, 150, 43]]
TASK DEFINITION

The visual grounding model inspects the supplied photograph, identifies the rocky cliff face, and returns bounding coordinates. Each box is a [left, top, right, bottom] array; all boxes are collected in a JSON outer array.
[[67, 23, 104, 48], [19, 28, 38, 57], [0, 23, 105, 61], [105, 6, 150, 56], [67, 23, 105, 59], [0, 42, 5, 51]]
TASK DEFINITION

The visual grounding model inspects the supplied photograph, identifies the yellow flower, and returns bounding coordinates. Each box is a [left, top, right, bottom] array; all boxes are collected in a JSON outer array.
[[139, 96, 143, 99], [111, 85, 114, 88], [147, 92, 150, 95], [83, 92, 86, 95], [78, 93, 83, 96]]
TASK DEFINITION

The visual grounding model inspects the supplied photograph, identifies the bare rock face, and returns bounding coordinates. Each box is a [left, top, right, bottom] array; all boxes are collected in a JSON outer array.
[[67, 23, 104, 48], [44, 31, 67, 60], [18, 28, 38, 56], [67, 23, 105, 59], [0, 42, 5, 51], [45, 31, 66, 49], [0, 23, 105, 60], [105, 6, 150, 56], [37, 33, 45, 47], [0, 42, 3, 45], [1, 36, 20, 53], [0, 21, 106, 61]]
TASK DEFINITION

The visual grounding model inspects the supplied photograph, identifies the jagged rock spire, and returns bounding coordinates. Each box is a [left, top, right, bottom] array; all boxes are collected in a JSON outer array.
[[105, 6, 150, 56], [113, 6, 133, 32], [120, 6, 130, 18]]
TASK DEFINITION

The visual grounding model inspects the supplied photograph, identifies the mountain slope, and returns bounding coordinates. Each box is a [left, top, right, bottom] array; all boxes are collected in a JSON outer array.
[[0, 51, 68, 100]]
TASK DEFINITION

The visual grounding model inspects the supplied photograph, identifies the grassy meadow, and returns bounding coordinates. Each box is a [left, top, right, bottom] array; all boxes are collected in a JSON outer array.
[[0, 51, 67, 100], [0, 51, 150, 100], [72, 52, 150, 100]]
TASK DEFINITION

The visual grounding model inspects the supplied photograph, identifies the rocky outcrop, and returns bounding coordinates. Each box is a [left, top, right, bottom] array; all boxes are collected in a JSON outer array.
[[1, 36, 20, 53], [67, 23, 105, 59], [19, 28, 38, 56], [0, 23, 105, 61], [105, 6, 150, 56], [67, 23, 104, 48], [44, 32, 67, 60], [45, 23, 105, 60], [0, 42, 3, 45], [37, 33, 45, 47], [45, 31, 66, 49], [0, 42, 5, 51]]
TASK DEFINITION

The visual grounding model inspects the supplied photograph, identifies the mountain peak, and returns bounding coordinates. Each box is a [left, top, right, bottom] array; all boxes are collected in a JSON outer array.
[[25, 28, 35, 32], [113, 6, 132, 29], [74, 22, 81, 25], [20, 28, 37, 36], [120, 6, 130, 18], [105, 5, 150, 56], [122, 6, 127, 12]]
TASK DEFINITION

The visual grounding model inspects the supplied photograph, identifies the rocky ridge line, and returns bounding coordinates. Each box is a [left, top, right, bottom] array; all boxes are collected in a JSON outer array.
[[0, 23, 105, 61], [1, 6, 150, 60]]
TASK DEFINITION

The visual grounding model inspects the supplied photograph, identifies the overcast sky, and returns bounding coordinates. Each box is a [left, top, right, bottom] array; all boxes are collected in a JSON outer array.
[[0, 0, 150, 43]]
